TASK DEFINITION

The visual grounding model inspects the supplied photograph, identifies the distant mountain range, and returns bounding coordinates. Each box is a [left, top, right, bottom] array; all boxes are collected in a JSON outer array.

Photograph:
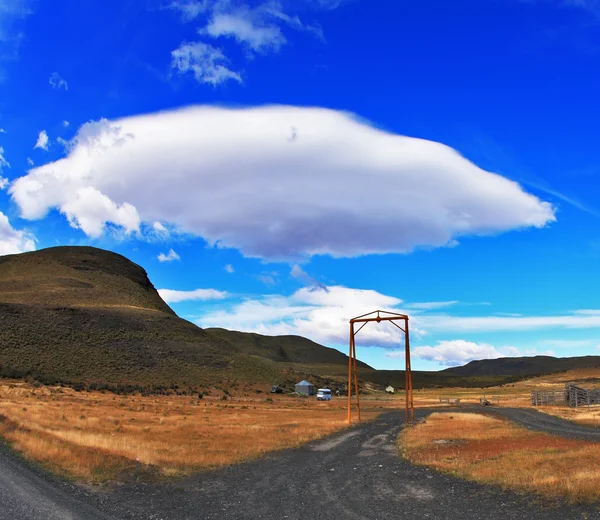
[[442, 355, 600, 377], [0, 246, 596, 393]]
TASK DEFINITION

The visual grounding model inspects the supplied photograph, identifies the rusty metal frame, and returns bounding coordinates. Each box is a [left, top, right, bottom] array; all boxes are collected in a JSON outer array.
[[347, 310, 414, 424]]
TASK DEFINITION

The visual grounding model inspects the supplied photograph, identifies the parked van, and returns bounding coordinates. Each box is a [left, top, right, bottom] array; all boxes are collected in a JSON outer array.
[[316, 388, 332, 401]]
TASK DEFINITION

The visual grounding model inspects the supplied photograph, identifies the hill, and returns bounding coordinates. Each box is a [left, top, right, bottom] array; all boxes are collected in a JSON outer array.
[[0, 246, 580, 394], [0, 247, 281, 391], [206, 328, 373, 369], [442, 355, 600, 377]]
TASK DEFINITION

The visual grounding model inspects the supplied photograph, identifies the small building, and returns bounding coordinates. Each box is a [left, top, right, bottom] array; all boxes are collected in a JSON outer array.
[[386, 385, 395, 394], [295, 380, 315, 396]]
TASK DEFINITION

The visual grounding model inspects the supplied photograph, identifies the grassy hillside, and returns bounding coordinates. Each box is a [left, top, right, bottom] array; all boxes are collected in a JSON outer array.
[[0, 246, 174, 313], [0, 247, 281, 391], [442, 355, 600, 377], [1, 246, 585, 394], [206, 328, 373, 369]]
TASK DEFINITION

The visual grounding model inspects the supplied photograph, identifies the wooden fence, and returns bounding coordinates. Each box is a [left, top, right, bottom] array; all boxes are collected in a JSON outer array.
[[531, 390, 565, 406], [439, 397, 461, 407], [531, 384, 600, 407], [565, 384, 600, 407]]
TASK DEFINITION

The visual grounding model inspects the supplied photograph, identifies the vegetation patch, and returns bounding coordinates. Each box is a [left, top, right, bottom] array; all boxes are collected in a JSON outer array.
[[400, 412, 600, 502], [0, 379, 381, 483]]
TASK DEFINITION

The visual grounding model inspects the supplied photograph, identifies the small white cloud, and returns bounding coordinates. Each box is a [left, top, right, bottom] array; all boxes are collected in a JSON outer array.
[[258, 274, 277, 286], [158, 249, 181, 262], [224, 263, 234, 273], [26, 158, 34, 166], [0, 211, 36, 256], [33, 130, 49, 151], [158, 287, 229, 303], [202, 9, 286, 53], [171, 42, 241, 86], [0, 128, 5, 133], [49, 72, 68, 91], [168, 0, 210, 21], [152, 221, 170, 237], [63, 120, 70, 127]]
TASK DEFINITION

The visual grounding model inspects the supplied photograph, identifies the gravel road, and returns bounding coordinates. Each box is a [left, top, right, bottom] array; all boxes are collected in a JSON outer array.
[[2, 409, 600, 520], [0, 441, 110, 520], [485, 407, 600, 441]]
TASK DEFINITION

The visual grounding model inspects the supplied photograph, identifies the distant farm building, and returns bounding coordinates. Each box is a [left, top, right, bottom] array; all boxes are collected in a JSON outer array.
[[295, 380, 315, 395], [386, 386, 395, 394]]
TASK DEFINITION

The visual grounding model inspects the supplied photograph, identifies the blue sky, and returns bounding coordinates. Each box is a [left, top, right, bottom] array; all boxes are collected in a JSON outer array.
[[2, 0, 600, 371]]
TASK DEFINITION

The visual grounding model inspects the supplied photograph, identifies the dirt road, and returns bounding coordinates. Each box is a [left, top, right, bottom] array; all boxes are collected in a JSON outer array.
[[1, 409, 600, 519], [487, 407, 600, 441]]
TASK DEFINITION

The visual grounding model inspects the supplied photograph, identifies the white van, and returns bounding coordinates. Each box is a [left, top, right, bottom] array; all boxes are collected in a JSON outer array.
[[316, 388, 332, 401]]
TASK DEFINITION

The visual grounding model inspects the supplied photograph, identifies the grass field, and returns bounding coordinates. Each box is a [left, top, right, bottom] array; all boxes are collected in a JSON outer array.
[[401, 412, 600, 502], [0, 379, 396, 483], [2, 368, 600, 485]]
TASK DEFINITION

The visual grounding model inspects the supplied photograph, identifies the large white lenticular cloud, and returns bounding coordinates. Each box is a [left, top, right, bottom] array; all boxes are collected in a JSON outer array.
[[10, 105, 555, 259]]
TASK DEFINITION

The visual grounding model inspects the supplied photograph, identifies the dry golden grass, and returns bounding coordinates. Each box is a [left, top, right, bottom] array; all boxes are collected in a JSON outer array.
[[0, 380, 391, 482], [3, 367, 600, 484], [406, 368, 600, 413], [401, 412, 600, 501], [536, 406, 600, 427]]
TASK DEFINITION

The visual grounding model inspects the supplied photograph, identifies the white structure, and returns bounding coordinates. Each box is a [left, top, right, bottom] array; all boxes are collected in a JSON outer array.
[[385, 385, 395, 394]]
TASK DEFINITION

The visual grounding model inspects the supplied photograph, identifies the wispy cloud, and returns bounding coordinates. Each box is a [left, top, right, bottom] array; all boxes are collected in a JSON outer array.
[[0, 144, 8, 164], [522, 178, 600, 219], [0, 0, 33, 74], [258, 273, 277, 286], [419, 311, 600, 333], [49, 72, 68, 91], [33, 130, 49, 151], [224, 263, 234, 273], [472, 131, 600, 219], [169, 0, 333, 85], [556, 0, 600, 16], [291, 264, 328, 291], [158, 287, 229, 303], [0, 145, 9, 186], [171, 41, 241, 86], [404, 301, 459, 310], [157, 248, 181, 262], [540, 339, 595, 348]]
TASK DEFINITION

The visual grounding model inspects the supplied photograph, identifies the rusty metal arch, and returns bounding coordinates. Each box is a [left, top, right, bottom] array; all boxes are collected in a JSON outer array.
[[347, 310, 414, 424]]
